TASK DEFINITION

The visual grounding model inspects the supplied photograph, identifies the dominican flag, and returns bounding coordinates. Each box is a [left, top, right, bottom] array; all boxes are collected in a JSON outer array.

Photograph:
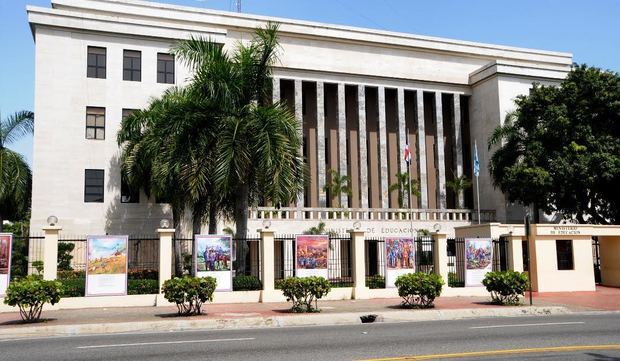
[[473, 141, 480, 177], [404, 144, 412, 164]]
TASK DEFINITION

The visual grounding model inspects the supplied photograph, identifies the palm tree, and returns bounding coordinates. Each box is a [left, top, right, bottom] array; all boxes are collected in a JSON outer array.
[[388, 171, 421, 208], [445, 174, 472, 209], [323, 169, 351, 207], [0, 111, 34, 231]]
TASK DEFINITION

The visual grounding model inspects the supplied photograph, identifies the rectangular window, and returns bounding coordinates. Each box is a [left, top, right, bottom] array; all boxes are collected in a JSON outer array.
[[123, 50, 141, 81], [122, 108, 136, 120], [556, 240, 574, 270], [87, 46, 106, 79], [84, 169, 104, 203], [85, 107, 105, 140], [121, 176, 139, 204], [157, 53, 175, 84]]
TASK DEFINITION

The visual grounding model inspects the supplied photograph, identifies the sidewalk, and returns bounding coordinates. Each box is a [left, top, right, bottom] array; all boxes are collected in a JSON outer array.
[[0, 286, 617, 339]]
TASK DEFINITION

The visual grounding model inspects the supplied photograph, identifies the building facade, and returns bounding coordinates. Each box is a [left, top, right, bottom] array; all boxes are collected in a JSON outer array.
[[27, 0, 572, 236]]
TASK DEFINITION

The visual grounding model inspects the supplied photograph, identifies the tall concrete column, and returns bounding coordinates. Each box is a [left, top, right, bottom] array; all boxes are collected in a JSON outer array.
[[508, 236, 524, 272], [272, 77, 280, 104], [397, 88, 408, 208], [350, 229, 369, 299], [317, 82, 327, 207], [358, 85, 369, 209], [294, 80, 304, 210], [157, 228, 175, 294], [378, 86, 389, 209], [42, 226, 61, 280], [337, 83, 349, 208], [452, 94, 465, 208], [435, 92, 447, 209], [432, 232, 448, 284], [416, 91, 428, 208], [260, 229, 281, 302]]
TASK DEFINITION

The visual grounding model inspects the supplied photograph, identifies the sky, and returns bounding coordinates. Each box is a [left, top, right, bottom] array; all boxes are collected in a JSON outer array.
[[1, 0, 619, 165]]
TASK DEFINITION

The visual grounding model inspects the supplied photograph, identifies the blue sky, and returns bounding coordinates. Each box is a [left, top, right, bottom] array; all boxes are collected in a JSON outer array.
[[1, 0, 619, 165]]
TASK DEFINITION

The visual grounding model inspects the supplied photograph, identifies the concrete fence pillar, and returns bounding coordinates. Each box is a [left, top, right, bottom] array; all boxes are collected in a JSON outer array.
[[508, 235, 524, 272], [350, 229, 369, 299], [157, 228, 175, 292], [432, 232, 448, 284], [42, 226, 62, 280], [259, 229, 280, 302]]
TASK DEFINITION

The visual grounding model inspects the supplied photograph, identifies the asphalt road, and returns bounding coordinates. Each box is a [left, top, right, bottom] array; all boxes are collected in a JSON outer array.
[[1, 313, 619, 360]]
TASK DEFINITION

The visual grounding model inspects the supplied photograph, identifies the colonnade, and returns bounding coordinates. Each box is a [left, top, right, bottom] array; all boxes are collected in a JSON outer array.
[[273, 78, 472, 211]]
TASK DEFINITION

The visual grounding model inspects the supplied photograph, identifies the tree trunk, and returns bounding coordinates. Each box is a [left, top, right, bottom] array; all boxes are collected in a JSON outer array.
[[0, 215, 3, 233], [172, 210, 184, 277], [234, 183, 249, 275], [208, 203, 218, 234], [532, 203, 541, 224]]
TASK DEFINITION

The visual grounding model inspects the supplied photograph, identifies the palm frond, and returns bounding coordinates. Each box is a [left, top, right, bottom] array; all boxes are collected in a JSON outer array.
[[1, 111, 34, 147]]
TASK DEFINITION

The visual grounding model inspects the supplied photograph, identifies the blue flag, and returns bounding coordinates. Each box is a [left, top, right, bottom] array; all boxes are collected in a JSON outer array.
[[473, 141, 480, 177]]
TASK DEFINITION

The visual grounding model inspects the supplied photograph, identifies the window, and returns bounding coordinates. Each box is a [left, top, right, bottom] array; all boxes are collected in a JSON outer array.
[[556, 240, 574, 270], [157, 53, 175, 84], [123, 50, 141, 81], [122, 108, 136, 120], [87, 46, 106, 79], [85, 107, 105, 140], [121, 176, 139, 204], [84, 169, 104, 203]]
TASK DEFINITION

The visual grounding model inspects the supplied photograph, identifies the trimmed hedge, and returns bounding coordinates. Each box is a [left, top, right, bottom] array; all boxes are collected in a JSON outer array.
[[277, 276, 331, 313], [366, 275, 385, 289], [57, 269, 160, 297], [233, 275, 262, 291], [482, 271, 529, 305], [395, 272, 444, 308]]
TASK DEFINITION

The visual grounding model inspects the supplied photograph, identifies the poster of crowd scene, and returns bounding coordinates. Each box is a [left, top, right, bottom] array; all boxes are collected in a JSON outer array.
[[385, 237, 415, 288], [86, 236, 128, 296], [296, 235, 329, 278], [195, 235, 232, 291], [0, 234, 12, 296], [465, 238, 493, 287]]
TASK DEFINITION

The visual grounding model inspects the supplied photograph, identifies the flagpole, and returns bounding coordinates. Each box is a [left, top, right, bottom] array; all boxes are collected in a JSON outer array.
[[406, 130, 414, 240], [474, 140, 481, 224]]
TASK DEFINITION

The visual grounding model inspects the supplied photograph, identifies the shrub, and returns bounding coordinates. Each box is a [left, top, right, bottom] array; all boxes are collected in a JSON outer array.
[[277, 276, 331, 313], [395, 272, 444, 308], [3, 275, 63, 322], [59, 278, 85, 297], [233, 275, 262, 291], [128, 269, 158, 280], [482, 271, 529, 305], [448, 272, 464, 287], [57, 270, 85, 280], [57, 242, 75, 271], [162, 276, 217, 316], [32, 260, 44, 276], [366, 275, 385, 289], [128, 279, 159, 295]]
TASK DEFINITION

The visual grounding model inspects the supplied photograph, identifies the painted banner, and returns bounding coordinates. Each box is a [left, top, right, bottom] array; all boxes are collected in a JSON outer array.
[[465, 238, 493, 287], [295, 235, 329, 278], [86, 235, 128, 296], [195, 235, 232, 291], [0, 234, 12, 296], [385, 237, 415, 288]]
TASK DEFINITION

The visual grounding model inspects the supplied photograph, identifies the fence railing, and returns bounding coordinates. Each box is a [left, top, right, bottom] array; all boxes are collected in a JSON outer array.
[[274, 234, 353, 287], [364, 236, 435, 288], [12, 234, 44, 278], [447, 238, 508, 287]]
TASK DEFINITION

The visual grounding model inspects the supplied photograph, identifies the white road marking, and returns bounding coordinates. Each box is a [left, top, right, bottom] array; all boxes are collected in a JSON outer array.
[[76, 337, 255, 349], [470, 321, 584, 329]]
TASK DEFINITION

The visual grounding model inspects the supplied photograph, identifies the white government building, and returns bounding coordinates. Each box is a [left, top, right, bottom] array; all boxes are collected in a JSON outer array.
[[27, 0, 572, 237]]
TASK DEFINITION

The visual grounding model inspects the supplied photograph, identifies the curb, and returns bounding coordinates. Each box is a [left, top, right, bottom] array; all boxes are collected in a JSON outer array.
[[0, 306, 570, 339]]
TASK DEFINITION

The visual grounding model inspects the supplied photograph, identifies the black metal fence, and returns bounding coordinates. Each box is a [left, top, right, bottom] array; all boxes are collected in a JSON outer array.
[[447, 237, 508, 287], [173, 235, 261, 281], [11, 234, 44, 279], [364, 236, 435, 288], [274, 234, 353, 287]]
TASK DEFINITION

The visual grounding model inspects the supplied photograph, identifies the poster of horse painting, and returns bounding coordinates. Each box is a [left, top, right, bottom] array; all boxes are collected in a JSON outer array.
[[195, 235, 232, 291], [384, 237, 415, 288], [86, 235, 128, 296], [0, 234, 12, 296], [295, 235, 329, 278], [464, 238, 493, 287]]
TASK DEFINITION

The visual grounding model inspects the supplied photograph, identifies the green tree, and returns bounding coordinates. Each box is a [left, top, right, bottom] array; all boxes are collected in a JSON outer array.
[[323, 169, 351, 207], [0, 111, 33, 231], [445, 174, 472, 208], [388, 171, 421, 208], [489, 64, 620, 224]]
